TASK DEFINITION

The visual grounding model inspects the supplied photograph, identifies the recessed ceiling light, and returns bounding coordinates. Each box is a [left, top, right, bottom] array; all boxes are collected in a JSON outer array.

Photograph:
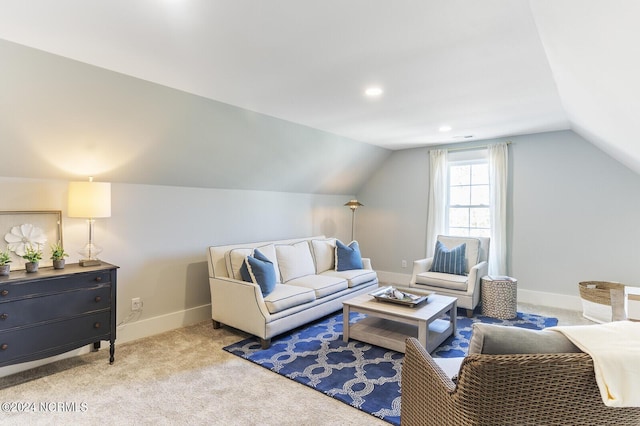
[[364, 87, 383, 97], [439, 125, 452, 132]]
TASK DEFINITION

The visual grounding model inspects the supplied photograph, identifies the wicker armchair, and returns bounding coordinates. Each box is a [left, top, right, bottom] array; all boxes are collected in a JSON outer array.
[[401, 338, 640, 425]]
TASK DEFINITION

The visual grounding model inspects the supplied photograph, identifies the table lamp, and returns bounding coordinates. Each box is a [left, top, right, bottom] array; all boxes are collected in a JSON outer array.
[[68, 177, 111, 266]]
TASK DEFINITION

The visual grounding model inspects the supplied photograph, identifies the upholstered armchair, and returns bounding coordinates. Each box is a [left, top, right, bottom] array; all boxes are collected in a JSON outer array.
[[410, 235, 489, 316]]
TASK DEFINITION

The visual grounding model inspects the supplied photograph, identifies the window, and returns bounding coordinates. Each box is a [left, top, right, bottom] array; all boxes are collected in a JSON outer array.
[[447, 157, 490, 237]]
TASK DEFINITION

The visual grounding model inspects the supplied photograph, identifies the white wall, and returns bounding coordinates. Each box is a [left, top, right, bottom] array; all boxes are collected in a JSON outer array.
[[0, 177, 354, 376], [356, 130, 640, 308]]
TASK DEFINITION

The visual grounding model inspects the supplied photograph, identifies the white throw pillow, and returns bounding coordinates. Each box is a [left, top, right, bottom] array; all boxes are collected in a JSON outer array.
[[226, 248, 253, 280], [310, 238, 336, 273], [256, 243, 281, 283], [275, 241, 316, 282], [224, 244, 281, 282]]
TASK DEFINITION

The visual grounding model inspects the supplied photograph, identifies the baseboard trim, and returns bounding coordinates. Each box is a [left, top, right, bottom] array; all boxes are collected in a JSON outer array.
[[375, 270, 583, 311], [0, 347, 90, 378], [517, 289, 582, 311], [0, 304, 212, 378], [116, 303, 212, 344]]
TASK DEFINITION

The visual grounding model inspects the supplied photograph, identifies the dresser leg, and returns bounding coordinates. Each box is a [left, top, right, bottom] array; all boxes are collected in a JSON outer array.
[[109, 341, 115, 364], [92, 342, 100, 352]]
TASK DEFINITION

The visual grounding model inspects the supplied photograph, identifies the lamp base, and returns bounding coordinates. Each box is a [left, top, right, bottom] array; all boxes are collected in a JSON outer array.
[[79, 259, 102, 267]]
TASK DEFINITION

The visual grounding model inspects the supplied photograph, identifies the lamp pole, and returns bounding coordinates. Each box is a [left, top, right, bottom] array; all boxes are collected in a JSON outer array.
[[344, 199, 363, 241]]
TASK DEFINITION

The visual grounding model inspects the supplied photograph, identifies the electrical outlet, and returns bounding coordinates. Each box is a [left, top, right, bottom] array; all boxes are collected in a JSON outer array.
[[131, 297, 142, 311], [401, 260, 407, 268]]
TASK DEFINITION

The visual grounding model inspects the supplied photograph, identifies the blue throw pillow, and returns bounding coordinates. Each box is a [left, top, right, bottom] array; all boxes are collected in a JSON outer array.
[[239, 258, 251, 282], [335, 240, 363, 271], [242, 249, 277, 296], [430, 241, 466, 275], [239, 248, 271, 282]]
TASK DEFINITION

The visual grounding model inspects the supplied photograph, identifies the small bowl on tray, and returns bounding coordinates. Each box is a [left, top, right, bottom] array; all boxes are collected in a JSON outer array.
[[369, 286, 432, 307]]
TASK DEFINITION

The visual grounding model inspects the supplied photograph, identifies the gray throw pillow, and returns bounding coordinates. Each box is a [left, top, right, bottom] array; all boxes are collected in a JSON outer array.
[[468, 323, 582, 355]]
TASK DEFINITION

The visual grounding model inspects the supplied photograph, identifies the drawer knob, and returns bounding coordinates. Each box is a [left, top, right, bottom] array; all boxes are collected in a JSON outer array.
[[94, 322, 101, 329], [0, 313, 7, 320], [95, 276, 102, 282], [0, 344, 7, 351], [0, 290, 8, 296], [94, 296, 102, 303]]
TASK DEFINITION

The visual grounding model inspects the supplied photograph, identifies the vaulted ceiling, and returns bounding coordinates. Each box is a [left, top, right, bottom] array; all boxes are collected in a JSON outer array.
[[1, 0, 639, 173]]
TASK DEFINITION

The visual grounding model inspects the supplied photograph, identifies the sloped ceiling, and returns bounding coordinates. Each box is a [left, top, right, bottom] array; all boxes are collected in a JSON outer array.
[[0, 0, 638, 181], [530, 1, 640, 174]]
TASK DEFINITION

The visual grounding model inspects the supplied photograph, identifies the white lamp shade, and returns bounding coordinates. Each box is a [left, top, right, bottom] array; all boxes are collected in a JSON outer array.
[[68, 181, 111, 218]]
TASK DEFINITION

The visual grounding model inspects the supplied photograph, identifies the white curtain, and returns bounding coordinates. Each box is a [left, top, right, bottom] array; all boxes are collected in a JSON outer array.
[[426, 149, 448, 256], [488, 142, 508, 275]]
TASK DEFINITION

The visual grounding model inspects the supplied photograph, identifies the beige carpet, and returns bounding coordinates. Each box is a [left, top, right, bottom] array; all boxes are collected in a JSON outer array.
[[0, 304, 591, 425], [0, 319, 387, 426]]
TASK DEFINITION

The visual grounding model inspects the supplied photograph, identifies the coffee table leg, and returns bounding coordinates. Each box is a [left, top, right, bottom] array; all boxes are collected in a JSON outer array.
[[343, 305, 350, 343], [451, 300, 457, 336], [418, 320, 428, 351]]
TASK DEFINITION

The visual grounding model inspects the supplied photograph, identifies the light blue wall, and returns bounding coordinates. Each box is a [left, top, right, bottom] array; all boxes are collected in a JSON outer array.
[[0, 177, 355, 333], [0, 39, 390, 194], [355, 147, 429, 273], [356, 130, 640, 299]]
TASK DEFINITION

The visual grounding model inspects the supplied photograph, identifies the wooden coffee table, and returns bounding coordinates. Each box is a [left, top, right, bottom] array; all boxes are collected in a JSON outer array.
[[342, 290, 457, 353]]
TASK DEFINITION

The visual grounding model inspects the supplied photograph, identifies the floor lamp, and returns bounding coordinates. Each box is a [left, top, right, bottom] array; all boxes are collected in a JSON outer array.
[[344, 199, 363, 241], [68, 177, 111, 266]]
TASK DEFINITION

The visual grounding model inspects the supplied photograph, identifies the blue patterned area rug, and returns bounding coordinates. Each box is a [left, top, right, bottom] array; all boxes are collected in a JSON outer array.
[[223, 309, 558, 425]]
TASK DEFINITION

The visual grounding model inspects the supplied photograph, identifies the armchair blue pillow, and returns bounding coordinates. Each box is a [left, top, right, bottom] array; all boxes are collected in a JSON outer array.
[[335, 240, 363, 271], [239, 248, 277, 296], [429, 240, 466, 276]]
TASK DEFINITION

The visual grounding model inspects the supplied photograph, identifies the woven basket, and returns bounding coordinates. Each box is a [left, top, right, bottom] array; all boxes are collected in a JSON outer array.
[[578, 281, 625, 323]]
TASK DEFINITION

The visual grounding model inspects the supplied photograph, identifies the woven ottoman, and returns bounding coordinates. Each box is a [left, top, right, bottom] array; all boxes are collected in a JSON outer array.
[[481, 276, 517, 319]]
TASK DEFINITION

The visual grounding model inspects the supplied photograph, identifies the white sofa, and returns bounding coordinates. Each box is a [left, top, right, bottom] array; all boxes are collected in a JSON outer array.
[[207, 236, 378, 348]]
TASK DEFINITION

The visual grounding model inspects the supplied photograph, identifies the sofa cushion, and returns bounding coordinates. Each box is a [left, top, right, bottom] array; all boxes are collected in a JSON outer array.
[[226, 248, 253, 281], [241, 249, 277, 296], [311, 238, 336, 273], [276, 241, 316, 282], [415, 271, 468, 291], [254, 243, 281, 283], [286, 274, 348, 298], [436, 236, 481, 273], [321, 269, 377, 288], [263, 284, 316, 314], [335, 240, 363, 271], [468, 323, 582, 355], [430, 240, 466, 275], [225, 243, 281, 283]]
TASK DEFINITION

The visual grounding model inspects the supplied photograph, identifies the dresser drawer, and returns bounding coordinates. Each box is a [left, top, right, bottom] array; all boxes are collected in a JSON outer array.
[[0, 286, 111, 330], [0, 271, 111, 301], [0, 311, 111, 365]]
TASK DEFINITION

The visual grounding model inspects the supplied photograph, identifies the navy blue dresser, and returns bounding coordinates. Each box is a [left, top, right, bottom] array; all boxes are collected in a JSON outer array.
[[0, 263, 118, 367]]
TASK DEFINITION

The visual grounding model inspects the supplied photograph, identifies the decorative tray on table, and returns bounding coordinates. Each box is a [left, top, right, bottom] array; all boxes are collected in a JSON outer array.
[[370, 286, 432, 307]]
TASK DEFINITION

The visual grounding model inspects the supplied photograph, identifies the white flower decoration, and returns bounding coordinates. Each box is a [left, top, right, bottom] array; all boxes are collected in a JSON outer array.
[[4, 224, 47, 256]]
